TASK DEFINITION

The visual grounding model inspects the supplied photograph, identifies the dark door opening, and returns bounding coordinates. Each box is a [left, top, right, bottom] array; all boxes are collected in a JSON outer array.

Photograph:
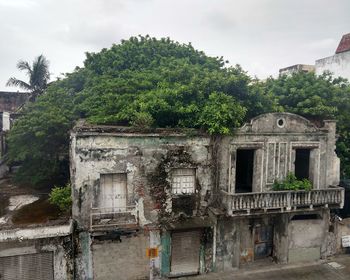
[[295, 149, 310, 180], [235, 149, 254, 193], [254, 225, 273, 260]]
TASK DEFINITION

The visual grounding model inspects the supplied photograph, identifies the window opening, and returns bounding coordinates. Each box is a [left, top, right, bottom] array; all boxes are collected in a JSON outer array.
[[295, 149, 310, 180], [235, 149, 255, 193], [277, 118, 285, 128], [100, 173, 127, 212], [172, 168, 195, 194]]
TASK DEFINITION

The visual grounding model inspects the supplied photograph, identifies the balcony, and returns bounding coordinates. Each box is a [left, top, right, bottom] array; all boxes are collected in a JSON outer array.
[[90, 205, 138, 230], [221, 187, 344, 216]]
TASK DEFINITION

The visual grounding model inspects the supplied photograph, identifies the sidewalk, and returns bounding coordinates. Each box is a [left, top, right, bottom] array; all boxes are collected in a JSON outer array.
[[184, 255, 350, 280]]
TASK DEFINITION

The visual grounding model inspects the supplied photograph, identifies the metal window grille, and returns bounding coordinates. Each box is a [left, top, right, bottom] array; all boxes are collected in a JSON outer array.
[[171, 168, 195, 194]]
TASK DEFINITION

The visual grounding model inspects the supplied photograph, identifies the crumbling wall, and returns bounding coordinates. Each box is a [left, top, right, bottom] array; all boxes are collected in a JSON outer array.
[[217, 113, 338, 194], [92, 232, 149, 280], [71, 132, 214, 230], [287, 210, 329, 263], [335, 217, 350, 254]]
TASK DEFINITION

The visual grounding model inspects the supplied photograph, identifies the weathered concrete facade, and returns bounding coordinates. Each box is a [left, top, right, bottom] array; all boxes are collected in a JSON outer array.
[[0, 223, 73, 280], [70, 112, 344, 279], [71, 123, 216, 279]]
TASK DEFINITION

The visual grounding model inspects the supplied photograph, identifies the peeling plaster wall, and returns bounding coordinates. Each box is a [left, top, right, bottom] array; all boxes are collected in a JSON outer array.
[[215, 216, 277, 270], [70, 133, 214, 230], [71, 131, 215, 278], [287, 210, 329, 263], [70, 113, 341, 277], [215, 211, 331, 269], [92, 233, 149, 280], [217, 113, 339, 193]]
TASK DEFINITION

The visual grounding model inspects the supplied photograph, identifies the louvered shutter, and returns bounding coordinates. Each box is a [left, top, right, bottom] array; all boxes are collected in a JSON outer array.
[[0, 252, 54, 280], [170, 230, 200, 276]]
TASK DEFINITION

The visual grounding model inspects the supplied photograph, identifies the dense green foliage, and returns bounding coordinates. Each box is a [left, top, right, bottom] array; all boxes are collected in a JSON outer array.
[[6, 36, 350, 189], [265, 72, 350, 177], [7, 55, 50, 101], [49, 184, 72, 212], [7, 36, 276, 187], [273, 173, 312, 191]]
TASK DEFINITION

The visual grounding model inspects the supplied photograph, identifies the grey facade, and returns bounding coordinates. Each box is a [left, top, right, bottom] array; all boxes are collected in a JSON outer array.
[[70, 112, 344, 279]]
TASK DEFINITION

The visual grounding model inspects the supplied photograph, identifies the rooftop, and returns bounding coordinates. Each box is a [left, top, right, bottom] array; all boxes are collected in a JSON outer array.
[[0, 178, 69, 230], [335, 33, 350, 54], [73, 119, 208, 136]]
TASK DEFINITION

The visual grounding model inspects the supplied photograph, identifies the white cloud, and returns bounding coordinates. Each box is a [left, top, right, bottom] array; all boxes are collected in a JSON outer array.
[[0, 0, 38, 9], [0, 0, 349, 90]]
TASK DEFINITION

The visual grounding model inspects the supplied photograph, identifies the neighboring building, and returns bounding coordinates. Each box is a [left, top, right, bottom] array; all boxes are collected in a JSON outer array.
[[315, 33, 350, 80], [70, 112, 344, 279], [0, 180, 72, 279], [0, 91, 28, 176], [279, 64, 315, 76], [0, 91, 27, 113], [279, 33, 350, 80]]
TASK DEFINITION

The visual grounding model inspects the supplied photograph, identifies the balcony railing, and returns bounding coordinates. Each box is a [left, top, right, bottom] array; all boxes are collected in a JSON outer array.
[[221, 187, 344, 216], [90, 205, 138, 230]]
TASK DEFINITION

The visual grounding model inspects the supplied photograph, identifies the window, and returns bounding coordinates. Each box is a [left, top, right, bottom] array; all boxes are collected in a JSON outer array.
[[99, 173, 127, 212], [171, 168, 195, 194]]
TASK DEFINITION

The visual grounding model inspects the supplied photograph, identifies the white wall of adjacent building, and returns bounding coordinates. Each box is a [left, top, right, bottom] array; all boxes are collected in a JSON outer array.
[[315, 51, 350, 81]]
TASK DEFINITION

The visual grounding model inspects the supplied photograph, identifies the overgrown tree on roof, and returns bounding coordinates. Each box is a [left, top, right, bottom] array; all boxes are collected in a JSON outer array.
[[7, 35, 277, 188], [265, 71, 350, 178], [6, 54, 50, 101]]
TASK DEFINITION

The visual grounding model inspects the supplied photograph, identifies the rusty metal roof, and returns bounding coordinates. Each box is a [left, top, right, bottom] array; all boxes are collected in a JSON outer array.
[[336, 33, 350, 54]]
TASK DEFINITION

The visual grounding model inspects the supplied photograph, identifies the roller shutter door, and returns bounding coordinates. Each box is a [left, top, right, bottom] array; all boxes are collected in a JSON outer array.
[[170, 230, 200, 276], [0, 252, 54, 280]]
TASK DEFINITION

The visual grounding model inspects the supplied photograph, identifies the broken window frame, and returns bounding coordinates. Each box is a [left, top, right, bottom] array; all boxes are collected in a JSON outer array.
[[171, 168, 196, 195], [229, 142, 264, 194], [290, 142, 320, 189]]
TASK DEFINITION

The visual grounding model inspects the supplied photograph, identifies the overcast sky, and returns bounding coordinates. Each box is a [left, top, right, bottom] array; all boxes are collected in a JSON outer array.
[[0, 0, 349, 91]]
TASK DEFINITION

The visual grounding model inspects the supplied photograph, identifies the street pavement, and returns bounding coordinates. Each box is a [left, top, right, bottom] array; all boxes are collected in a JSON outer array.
[[185, 255, 350, 280]]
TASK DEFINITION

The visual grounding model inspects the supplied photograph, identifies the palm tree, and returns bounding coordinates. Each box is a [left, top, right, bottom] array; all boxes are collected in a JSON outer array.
[[6, 54, 50, 101]]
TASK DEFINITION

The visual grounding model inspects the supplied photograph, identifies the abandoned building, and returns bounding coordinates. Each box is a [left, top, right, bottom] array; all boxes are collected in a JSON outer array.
[[0, 90, 74, 279], [0, 179, 73, 279], [70, 112, 344, 279]]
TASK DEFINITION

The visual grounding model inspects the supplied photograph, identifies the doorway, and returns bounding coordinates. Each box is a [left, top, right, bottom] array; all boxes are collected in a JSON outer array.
[[170, 230, 201, 276], [235, 149, 255, 193], [254, 225, 273, 260], [295, 149, 311, 180]]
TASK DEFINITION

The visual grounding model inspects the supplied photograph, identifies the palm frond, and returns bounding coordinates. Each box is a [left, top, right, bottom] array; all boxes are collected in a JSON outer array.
[[30, 54, 50, 90], [17, 60, 33, 76], [6, 77, 32, 91]]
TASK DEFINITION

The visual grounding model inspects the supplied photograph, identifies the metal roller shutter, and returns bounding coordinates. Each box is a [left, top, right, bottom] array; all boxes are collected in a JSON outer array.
[[0, 252, 54, 280], [170, 230, 201, 276]]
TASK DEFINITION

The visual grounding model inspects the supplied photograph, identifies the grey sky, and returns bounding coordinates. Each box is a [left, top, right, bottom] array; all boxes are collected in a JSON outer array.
[[0, 0, 349, 91]]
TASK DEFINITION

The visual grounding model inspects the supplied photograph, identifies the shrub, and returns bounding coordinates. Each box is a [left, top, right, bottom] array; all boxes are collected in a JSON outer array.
[[49, 184, 72, 212], [272, 173, 312, 191]]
